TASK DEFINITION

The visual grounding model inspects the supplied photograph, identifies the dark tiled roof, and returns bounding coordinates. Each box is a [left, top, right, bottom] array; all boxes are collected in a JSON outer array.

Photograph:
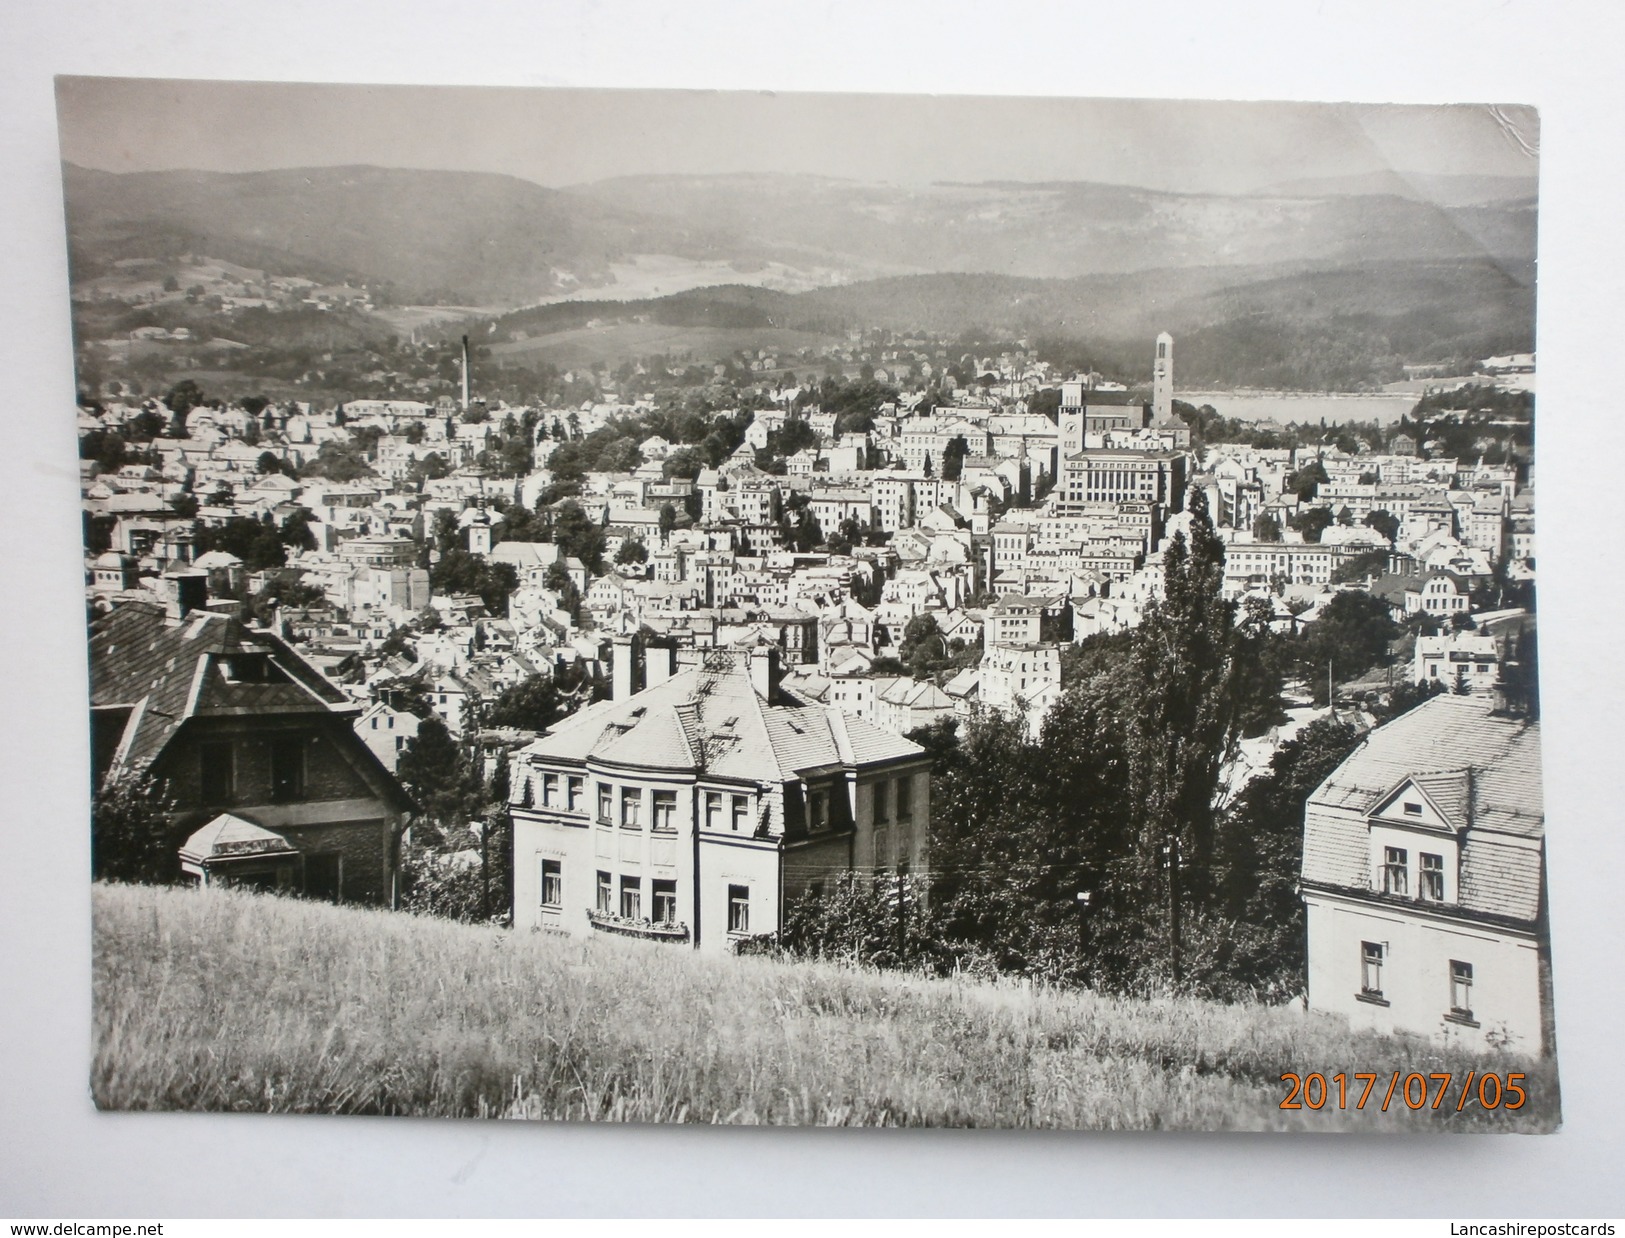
[[90, 601, 353, 776]]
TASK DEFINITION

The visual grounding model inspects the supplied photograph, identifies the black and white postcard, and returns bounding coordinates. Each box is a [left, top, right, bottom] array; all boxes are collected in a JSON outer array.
[[59, 80, 1553, 1131]]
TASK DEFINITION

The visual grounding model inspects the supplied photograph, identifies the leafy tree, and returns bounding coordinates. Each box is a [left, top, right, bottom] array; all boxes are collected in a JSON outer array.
[[1284, 459, 1327, 501], [80, 429, 129, 472], [544, 561, 583, 625], [376, 626, 418, 664], [430, 550, 518, 616], [396, 716, 478, 824], [554, 500, 607, 572], [1363, 509, 1401, 544], [409, 452, 451, 484], [1374, 677, 1446, 722], [1208, 717, 1364, 999], [279, 508, 317, 553], [127, 410, 167, 441], [1298, 590, 1401, 700], [1331, 548, 1389, 584], [398, 838, 488, 923], [1251, 513, 1282, 542], [615, 538, 649, 567], [195, 516, 286, 571], [658, 502, 678, 547], [91, 770, 179, 884], [164, 379, 207, 426], [485, 674, 573, 732], [299, 438, 375, 481], [256, 450, 283, 474], [1124, 486, 1242, 906], [941, 435, 970, 481], [1287, 506, 1333, 544], [431, 507, 462, 554], [662, 447, 705, 481]]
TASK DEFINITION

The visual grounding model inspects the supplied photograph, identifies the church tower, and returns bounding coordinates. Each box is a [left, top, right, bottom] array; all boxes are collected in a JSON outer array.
[[468, 502, 493, 556], [1153, 332, 1174, 423]]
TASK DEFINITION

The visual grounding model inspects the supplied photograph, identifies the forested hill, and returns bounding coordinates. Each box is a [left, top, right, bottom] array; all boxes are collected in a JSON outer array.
[[63, 164, 1537, 310], [485, 258, 1536, 389], [60, 163, 726, 305]]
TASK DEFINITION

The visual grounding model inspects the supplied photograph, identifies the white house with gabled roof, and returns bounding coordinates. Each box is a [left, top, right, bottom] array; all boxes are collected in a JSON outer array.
[[1300, 693, 1549, 1052]]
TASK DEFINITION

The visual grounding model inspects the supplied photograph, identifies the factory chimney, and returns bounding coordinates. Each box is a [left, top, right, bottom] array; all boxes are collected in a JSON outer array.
[[460, 334, 471, 412]]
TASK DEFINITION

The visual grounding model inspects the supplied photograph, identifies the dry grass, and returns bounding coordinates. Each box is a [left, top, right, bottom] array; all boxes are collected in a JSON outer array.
[[92, 884, 1559, 1130]]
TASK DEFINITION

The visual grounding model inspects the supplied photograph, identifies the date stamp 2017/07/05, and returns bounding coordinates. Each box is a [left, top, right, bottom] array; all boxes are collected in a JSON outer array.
[[1280, 1071, 1529, 1112]]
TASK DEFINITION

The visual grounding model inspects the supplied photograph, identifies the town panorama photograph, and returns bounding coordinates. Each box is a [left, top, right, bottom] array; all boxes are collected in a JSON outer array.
[[60, 79, 1551, 1131]]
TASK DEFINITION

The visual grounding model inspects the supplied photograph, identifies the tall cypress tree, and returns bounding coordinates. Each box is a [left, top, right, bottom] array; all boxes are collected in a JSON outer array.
[[1126, 487, 1239, 901]]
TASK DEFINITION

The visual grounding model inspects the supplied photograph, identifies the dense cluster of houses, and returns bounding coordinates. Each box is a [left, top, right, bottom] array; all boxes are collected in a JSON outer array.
[[79, 331, 1547, 1049]]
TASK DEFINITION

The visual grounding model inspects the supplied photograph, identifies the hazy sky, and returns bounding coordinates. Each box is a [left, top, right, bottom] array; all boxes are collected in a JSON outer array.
[[56, 78, 1538, 194]]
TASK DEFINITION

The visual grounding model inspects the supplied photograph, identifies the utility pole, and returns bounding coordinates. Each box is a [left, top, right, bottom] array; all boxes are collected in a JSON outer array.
[[480, 815, 490, 922], [1075, 890, 1093, 985], [896, 868, 907, 962], [1163, 838, 1182, 988]]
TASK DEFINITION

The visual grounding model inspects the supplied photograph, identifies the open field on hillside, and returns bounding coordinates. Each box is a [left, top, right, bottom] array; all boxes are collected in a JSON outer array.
[[92, 884, 1558, 1130], [488, 322, 839, 373]]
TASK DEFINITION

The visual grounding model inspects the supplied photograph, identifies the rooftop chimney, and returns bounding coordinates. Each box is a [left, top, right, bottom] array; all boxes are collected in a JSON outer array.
[[645, 641, 676, 690], [164, 568, 208, 626], [611, 634, 638, 702], [748, 644, 781, 704]]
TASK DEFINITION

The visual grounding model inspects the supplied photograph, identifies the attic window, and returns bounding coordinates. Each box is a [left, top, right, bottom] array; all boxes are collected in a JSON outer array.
[[722, 716, 739, 729], [629, 707, 647, 719], [1403, 802, 1423, 816], [220, 653, 283, 684]]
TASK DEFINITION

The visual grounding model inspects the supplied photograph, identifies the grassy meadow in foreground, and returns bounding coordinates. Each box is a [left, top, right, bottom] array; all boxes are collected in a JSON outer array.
[[91, 884, 1558, 1130]]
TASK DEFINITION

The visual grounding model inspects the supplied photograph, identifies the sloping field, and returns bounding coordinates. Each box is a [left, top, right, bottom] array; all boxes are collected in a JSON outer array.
[[489, 322, 836, 372], [91, 884, 1557, 1130]]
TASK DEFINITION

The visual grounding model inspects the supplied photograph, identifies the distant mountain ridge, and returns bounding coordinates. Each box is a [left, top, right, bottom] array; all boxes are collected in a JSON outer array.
[[1258, 170, 1538, 206], [62, 163, 1538, 309], [61, 162, 729, 305]]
